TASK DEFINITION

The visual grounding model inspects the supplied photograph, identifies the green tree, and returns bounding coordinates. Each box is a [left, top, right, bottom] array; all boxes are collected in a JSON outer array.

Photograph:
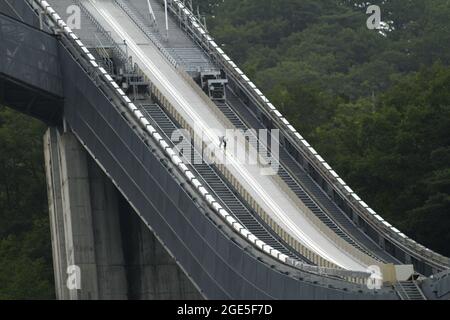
[[0, 106, 54, 299]]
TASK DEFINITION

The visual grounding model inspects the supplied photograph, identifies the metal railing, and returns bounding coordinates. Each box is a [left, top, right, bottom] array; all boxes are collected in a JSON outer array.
[[73, 0, 128, 68]]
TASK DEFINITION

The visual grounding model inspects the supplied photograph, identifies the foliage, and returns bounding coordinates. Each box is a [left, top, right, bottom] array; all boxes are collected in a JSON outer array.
[[0, 107, 54, 299], [314, 65, 450, 255]]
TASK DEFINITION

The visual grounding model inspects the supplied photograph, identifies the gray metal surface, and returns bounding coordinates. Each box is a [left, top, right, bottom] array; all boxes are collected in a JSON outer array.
[[0, 0, 41, 28], [0, 12, 62, 123], [138, 102, 312, 264], [0, 13, 62, 95]]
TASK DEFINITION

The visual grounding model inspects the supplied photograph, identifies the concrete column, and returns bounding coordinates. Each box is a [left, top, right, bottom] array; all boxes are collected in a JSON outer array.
[[45, 127, 201, 300], [43, 128, 70, 300], [45, 127, 129, 299], [57, 131, 99, 300]]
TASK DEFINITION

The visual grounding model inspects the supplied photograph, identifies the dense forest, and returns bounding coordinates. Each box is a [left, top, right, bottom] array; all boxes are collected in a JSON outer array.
[[0, 108, 53, 299], [0, 0, 449, 299]]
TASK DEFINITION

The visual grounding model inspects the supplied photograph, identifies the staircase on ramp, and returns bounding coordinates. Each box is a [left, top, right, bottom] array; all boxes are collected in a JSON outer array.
[[394, 281, 427, 300]]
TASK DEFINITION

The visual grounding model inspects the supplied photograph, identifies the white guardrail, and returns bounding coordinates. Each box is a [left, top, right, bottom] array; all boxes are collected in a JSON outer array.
[[31, 0, 375, 284], [163, 0, 449, 269]]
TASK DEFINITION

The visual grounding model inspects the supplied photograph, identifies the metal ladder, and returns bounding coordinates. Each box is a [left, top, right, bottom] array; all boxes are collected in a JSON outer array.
[[394, 281, 427, 300]]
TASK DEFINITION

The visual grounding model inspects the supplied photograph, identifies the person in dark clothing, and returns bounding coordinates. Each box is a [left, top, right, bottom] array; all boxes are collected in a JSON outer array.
[[219, 135, 227, 150]]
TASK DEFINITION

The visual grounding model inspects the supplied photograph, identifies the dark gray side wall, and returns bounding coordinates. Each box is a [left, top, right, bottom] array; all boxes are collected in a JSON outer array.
[[118, 197, 202, 300], [0, 0, 40, 27], [0, 12, 63, 123]]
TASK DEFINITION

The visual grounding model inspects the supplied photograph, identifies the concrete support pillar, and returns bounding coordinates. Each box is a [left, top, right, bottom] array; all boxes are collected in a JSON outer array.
[[44, 127, 201, 300], [44, 128, 70, 300], [44, 127, 128, 299], [57, 130, 99, 300]]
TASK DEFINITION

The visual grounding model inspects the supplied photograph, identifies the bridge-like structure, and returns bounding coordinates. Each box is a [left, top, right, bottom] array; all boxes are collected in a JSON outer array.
[[0, 0, 449, 300]]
